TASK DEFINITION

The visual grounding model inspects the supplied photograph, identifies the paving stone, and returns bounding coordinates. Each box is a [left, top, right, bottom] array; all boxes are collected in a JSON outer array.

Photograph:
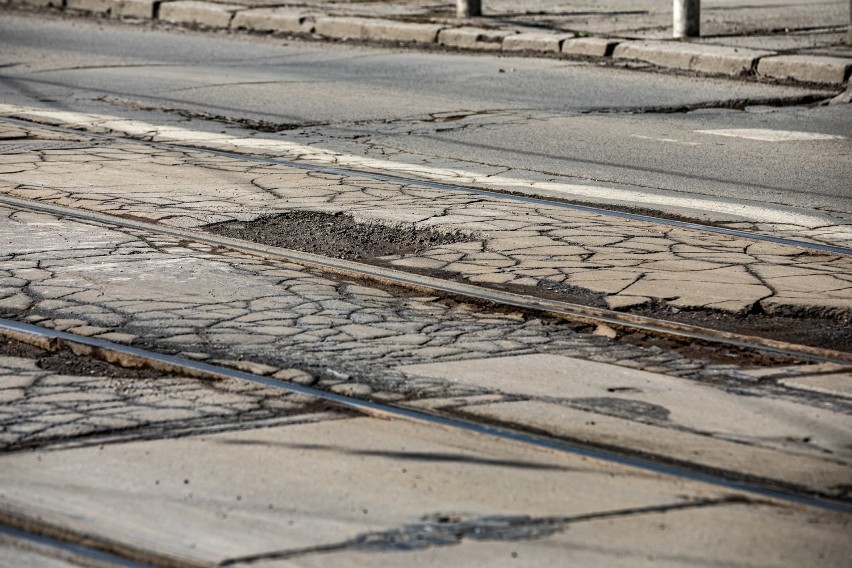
[[613, 41, 774, 76], [502, 32, 570, 53], [438, 27, 515, 50], [158, 1, 243, 28], [561, 37, 620, 57], [230, 8, 315, 33], [0, 292, 32, 311], [758, 55, 852, 85]]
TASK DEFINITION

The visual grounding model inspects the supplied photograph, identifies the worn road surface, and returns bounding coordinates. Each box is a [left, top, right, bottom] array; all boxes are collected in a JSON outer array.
[[1, 10, 851, 568]]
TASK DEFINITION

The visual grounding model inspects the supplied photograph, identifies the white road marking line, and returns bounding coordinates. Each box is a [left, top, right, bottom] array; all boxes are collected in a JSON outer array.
[[694, 128, 845, 142], [631, 134, 701, 146], [0, 104, 838, 228]]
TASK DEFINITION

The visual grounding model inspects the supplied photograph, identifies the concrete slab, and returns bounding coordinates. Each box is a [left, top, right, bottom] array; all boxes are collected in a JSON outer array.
[[613, 41, 774, 76], [231, 8, 315, 34], [397, 354, 852, 493], [158, 1, 244, 29], [758, 55, 852, 85], [462, 399, 851, 496], [0, 417, 730, 565], [252, 503, 852, 567], [780, 372, 852, 398]]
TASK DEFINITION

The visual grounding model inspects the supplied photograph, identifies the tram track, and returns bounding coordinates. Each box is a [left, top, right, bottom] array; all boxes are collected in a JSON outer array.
[[1, 193, 850, 366], [2, 113, 852, 519], [1, 318, 850, 519]]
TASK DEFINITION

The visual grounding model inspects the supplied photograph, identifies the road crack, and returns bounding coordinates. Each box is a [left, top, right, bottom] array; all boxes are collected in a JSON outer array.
[[220, 497, 752, 564]]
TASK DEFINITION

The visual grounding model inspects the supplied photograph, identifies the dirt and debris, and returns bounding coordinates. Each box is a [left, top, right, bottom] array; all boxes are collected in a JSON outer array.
[[0, 335, 168, 379], [206, 210, 470, 261]]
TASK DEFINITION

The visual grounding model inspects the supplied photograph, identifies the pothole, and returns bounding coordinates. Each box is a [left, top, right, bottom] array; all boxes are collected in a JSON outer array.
[[205, 210, 471, 261]]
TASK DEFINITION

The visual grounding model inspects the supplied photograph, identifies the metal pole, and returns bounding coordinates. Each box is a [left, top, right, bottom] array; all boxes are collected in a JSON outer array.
[[456, 0, 481, 18], [673, 0, 700, 38]]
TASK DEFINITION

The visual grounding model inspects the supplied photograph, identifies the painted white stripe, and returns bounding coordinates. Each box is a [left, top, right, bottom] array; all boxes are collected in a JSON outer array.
[[0, 104, 837, 228], [695, 128, 845, 142], [631, 134, 701, 146]]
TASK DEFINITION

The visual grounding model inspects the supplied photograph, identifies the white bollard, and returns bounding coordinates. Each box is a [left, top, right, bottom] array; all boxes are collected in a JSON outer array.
[[456, 0, 482, 18], [673, 0, 700, 38]]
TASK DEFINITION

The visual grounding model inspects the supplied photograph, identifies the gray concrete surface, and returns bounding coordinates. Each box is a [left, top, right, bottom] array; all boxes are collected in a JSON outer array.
[[2, 415, 850, 566]]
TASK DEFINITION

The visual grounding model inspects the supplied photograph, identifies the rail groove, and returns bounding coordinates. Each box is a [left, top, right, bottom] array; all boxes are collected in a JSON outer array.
[[2, 193, 850, 365], [2, 318, 851, 516], [1, 115, 851, 257]]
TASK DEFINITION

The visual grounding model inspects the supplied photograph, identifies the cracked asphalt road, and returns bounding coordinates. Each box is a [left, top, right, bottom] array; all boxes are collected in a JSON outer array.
[[1, 12, 850, 221], [1, 11, 851, 567]]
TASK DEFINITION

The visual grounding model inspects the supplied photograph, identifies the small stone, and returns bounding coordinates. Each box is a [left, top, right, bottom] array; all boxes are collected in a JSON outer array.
[[329, 383, 373, 397], [272, 369, 317, 386], [592, 324, 618, 339]]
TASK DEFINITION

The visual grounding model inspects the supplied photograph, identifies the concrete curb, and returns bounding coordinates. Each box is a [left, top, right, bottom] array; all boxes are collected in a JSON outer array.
[[6, 0, 852, 86], [757, 55, 852, 85], [159, 0, 243, 29], [231, 8, 316, 34], [612, 41, 774, 77]]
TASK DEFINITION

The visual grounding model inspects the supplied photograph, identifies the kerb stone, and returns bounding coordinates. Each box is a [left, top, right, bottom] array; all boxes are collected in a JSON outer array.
[[231, 8, 315, 34], [757, 55, 852, 85], [158, 1, 243, 29], [66, 0, 112, 13], [313, 16, 370, 40], [613, 41, 774, 76], [362, 20, 443, 44], [438, 27, 515, 50], [113, 0, 157, 18], [502, 33, 571, 53], [13, 0, 60, 7], [562, 37, 620, 57]]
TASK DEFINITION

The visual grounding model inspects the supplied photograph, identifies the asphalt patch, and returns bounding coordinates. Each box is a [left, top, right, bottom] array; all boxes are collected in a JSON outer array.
[[205, 210, 469, 261]]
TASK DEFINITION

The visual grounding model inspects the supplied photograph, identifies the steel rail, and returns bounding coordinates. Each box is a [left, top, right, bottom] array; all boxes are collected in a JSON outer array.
[[2, 318, 851, 516], [0, 520, 181, 568], [1, 193, 850, 365], [1, 115, 850, 257]]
